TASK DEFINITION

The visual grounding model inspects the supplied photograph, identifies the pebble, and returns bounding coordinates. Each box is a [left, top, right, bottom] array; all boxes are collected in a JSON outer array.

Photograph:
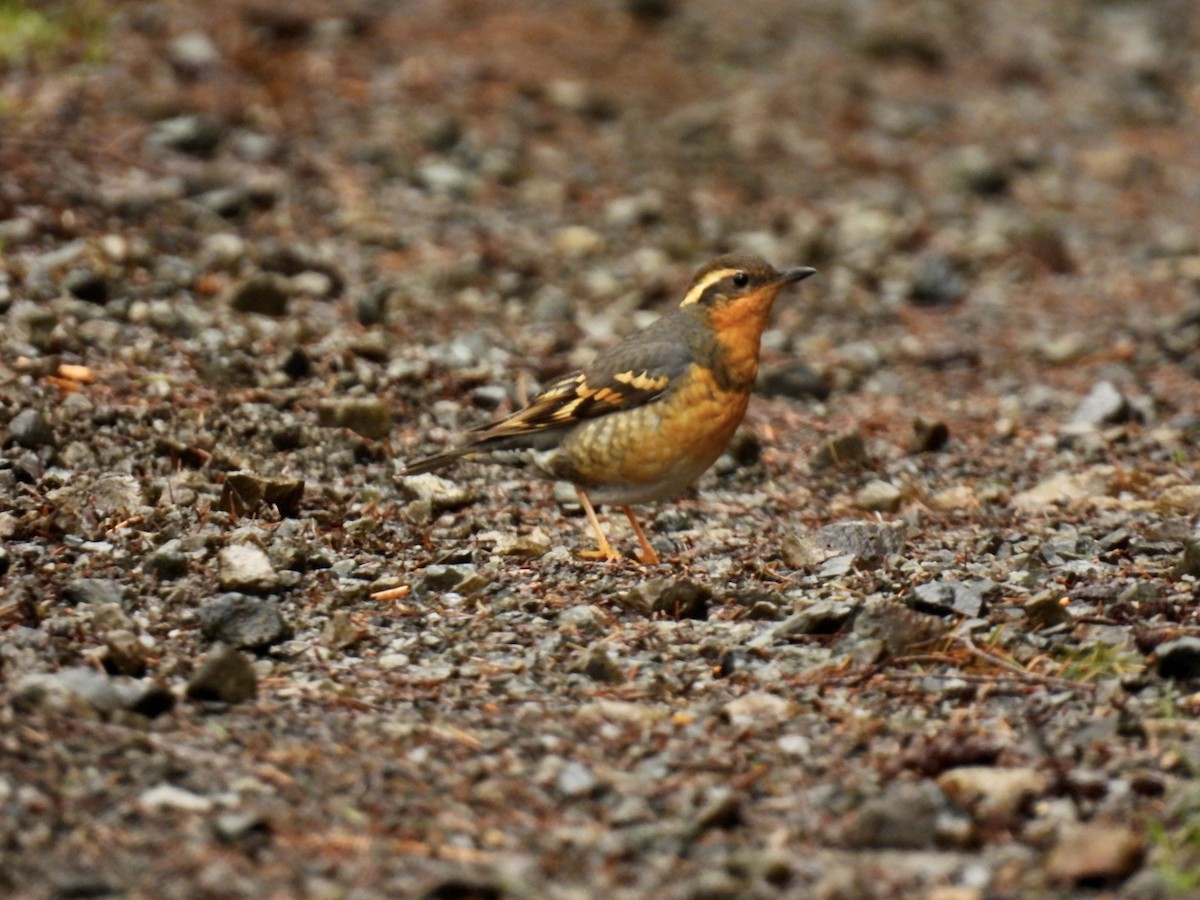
[[220, 471, 306, 517], [225, 273, 291, 316], [575, 644, 625, 683], [1173, 532, 1200, 577], [150, 114, 223, 157], [198, 593, 292, 650], [556, 760, 600, 798], [1153, 637, 1200, 680], [13, 667, 174, 719], [855, 479, 903, 513], [552, 225, 605, 258], [6, 409, 56, 450], [1069, 381, 1132, 426], [103, 630, 150, 677], [813, 519, 907, 560], [758, 361, 831, 401], [771, 600, 854, 638], [937, 766, 1050, 821], [909, 253, 967, 306], [842, 781, 948, 849], [909, 417, 950, 453], [397, 472, 478, 511], [146, 540, 189, 580], [1045, 823, 1144, 885], [1012, 467, 1115, 511], [852, 597, 949, 658], [63, 578, 125, 606], [909, 580, 993, 618], [186, 645, 258, 704], [1023, 592, 1073, 629], [809, 431, 870, 469], [1155, 485, 1200, 515], [317, 397, 390, 440], [626, 578, 711, 620], [722, 692, 793, 730], [217, 545, 280, 594]]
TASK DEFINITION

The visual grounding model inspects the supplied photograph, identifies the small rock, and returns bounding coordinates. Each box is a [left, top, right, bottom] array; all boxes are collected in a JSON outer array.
[[63, 578, 124, 607], [553, 225, 605, 258], [909, 580, 994, 618], [780, 532, 840, 569], [186, 645, 257, 704], [758, 361, 831, 401], [211, 811, 271, 846], [722, 692, 793, 730], [1156, 485, 1200, 516], [325, 611, 369, 650], [485, 529, 551, 558], [809, 431, 870, 469], [556, 760, 600, 798], [559, 604, 604, 631], [814, 520, 907, 559], [150, 114, 223, 157], [1013, 467, 1115, 511], [626, 578, 711, 620], [1070, 381, 1132, 427], [938, 767, 1050, 821], [626, 0, 677, 23], [146, 540, 188, 580], [317, 398, 390, 440], [909, 417, 950, 453], [139, 784, 214, 813], [909, 253, 966, 306], [6, 409, 56, 450], [167, 31, 220, 71], [1154, 637, 1200, 680], [855, 479, 903, 513], [949, 145, 1009, 196], [103, 629, 149, 677], [575, 644, 625, 683], [13, 667, 173, 719], [1045, 823, 1144, 885], [198, 593, 291, 651], [220, 471, 305, 517], [691, 788, 743, 833], [226, 273, 291, 316], [397, 472, 478, 511], [1023, 592, 1073, 629], [1173, 532, 1200, 577], [853, 597, 949, 657], [842, 781, 948, 850], [217, 545, 279, 594], [772, 601, 855, 638]]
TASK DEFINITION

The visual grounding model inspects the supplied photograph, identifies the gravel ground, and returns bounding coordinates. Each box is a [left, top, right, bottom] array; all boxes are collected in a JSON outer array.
[[3, 1, 1200, 897]]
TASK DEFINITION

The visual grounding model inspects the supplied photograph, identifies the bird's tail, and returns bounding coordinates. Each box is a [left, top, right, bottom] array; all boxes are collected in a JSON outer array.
[[399, 449, 468, 477]]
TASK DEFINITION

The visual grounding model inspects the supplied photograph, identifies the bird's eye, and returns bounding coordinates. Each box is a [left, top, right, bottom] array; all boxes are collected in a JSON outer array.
[[732, 272, 749, 288]]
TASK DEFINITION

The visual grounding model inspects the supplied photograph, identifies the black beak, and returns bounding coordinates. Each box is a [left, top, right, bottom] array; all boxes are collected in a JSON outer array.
[[781, 266, 817, 284]]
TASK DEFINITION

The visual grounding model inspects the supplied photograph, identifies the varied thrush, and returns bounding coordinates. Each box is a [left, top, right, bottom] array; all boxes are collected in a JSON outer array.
[[402, 254, 816, 564]]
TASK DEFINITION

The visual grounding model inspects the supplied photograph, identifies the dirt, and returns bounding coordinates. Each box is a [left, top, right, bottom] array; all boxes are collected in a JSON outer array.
[[2, 1, 1200, 897]]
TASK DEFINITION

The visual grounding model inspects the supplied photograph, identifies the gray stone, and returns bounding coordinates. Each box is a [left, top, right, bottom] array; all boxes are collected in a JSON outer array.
[[758, 361, 830, 401], [198, 593, 291, 650], [557, 761, 600, 798], [909, 579, 994, 618], [626, 578, 711, 620], [397, 472, 478, 511], [813, 520, 906, 559], [809, 431, 870, 469], [909, 253, 966, 306], [62, 578, 124, 607], [855, 479, 903, 513], [217, 545, 279, 593], [773, 601, 855, 638], [841, 781, 948, 849], [317, 397, 390, 440], [186, 645, 257, 703], [1070, 380, 1132, 426], [226, 273, 291, 316], [146, 540, 188, 580], [103, 629, 149, 677], [7, 409, 56, 449]]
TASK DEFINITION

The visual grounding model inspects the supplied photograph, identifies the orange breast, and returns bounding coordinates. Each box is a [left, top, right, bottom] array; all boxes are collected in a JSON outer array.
[[557, 364, 750, 504]]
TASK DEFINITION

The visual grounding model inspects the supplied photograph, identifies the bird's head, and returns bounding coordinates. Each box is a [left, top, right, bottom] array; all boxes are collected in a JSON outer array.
[[679, 253, 816, 334]]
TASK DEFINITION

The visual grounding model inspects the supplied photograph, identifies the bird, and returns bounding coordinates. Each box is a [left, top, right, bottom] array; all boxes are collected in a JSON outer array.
[[402, 253, 816, 564]]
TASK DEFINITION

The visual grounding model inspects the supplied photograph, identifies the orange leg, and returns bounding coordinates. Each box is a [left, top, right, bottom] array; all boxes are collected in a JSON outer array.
[[574, 487, 622, 562], [622, 506, 660, 565]]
